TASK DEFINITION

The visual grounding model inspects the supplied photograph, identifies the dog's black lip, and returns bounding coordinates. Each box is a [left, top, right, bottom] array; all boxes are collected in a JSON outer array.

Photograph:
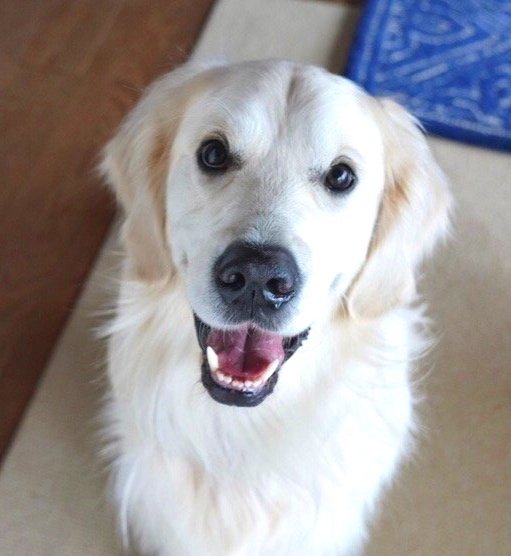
[[193, 314, 310, 407]]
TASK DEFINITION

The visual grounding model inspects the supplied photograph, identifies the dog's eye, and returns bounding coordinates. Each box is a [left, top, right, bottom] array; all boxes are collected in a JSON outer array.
[[197, 139, 230, 172], [324, 163, 357, 193]]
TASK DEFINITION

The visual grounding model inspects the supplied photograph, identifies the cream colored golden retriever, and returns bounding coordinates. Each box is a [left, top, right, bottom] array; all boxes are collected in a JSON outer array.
[[101, 59, 451, 555]]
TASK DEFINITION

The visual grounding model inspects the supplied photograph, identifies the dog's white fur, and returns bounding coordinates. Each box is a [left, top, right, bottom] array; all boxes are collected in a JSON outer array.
[[101, 60, 451, 555]]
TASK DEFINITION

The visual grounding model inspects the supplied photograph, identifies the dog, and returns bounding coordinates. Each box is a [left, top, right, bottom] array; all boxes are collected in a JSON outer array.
[[101, 59, 451, 555]]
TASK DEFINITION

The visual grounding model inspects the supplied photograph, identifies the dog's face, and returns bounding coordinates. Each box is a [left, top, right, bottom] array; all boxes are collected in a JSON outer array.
[[103, 61, 450, 408]]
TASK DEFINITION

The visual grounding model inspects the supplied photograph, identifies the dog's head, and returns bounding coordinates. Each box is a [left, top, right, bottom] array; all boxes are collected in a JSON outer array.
[[102, 60, 450, 407]]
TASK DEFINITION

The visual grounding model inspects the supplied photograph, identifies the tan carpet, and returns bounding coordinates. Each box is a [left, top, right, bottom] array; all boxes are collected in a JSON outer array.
[[1, 1, 510, 555]]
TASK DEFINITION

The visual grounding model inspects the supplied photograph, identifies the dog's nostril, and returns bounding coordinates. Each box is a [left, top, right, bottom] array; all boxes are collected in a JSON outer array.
[[219, 270, 245, 290], [266, 277, 294, 298]]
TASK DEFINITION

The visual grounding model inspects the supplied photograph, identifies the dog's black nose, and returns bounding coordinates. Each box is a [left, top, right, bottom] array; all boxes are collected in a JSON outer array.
[[215, 242, 300, 312]]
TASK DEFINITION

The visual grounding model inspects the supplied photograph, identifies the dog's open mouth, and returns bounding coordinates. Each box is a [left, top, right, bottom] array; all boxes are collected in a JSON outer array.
[[194, 315, 309, 407]]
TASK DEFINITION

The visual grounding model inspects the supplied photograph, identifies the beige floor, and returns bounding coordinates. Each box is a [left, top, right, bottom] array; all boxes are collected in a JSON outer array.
[[1, 1, 510, 555]]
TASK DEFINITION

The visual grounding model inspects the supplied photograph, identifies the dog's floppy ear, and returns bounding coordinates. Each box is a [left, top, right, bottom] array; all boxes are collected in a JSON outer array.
[[346, 99, 452, 320], [101, 64, 213, 281]]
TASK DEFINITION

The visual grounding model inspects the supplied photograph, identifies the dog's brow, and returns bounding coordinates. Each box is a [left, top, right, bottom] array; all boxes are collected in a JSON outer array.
[[308, 154, 358, 183]]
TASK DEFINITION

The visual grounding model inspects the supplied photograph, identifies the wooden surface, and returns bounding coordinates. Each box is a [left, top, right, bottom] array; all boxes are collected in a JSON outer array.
[[0, 0, 215, 463]]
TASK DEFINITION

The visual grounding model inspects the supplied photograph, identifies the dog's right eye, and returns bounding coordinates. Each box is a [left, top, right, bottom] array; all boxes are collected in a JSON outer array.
[[197, 139, 231, 172], [324, 163, 357, 194]]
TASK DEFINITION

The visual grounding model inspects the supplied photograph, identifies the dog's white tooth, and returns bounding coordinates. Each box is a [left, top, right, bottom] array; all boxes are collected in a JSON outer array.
[[232, 380, 243, 390], [262, 359, 280, 381], [206, 346, 219, 372], [269, 359, 280, 375], [244, 380, 254, 389], [214, 370, 232, 385]]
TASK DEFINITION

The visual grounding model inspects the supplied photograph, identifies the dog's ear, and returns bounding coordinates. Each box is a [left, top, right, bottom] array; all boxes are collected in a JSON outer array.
[[346, 99, 452, 320], [100, 64, 214, 281]]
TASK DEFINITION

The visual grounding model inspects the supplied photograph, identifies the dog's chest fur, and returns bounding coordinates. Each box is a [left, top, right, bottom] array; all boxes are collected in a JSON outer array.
[[105, 278, 416, 556]]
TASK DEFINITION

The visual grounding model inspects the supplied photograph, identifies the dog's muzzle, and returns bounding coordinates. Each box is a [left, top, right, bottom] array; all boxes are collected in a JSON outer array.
[[193, 242, 309, 407]]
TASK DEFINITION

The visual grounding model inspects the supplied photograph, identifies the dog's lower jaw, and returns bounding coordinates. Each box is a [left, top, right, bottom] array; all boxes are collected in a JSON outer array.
[[201, 357, 280, 407]]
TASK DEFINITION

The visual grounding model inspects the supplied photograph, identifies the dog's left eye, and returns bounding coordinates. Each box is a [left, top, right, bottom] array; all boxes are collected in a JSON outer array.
[[324, 163, 357, 193], [197, 139, 231, 172]]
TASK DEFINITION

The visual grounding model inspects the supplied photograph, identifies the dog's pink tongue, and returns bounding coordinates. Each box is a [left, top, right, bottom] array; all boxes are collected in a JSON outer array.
[[207, 326, 284, 378]]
